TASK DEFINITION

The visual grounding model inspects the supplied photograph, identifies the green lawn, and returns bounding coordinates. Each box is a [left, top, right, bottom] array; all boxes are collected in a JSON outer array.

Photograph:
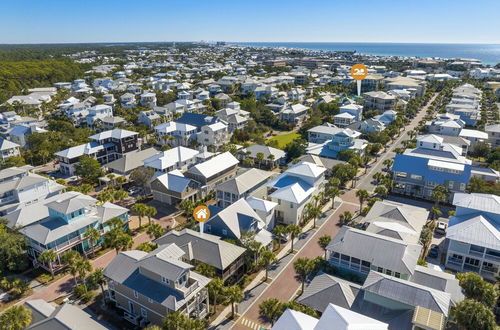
[[266, 132, 300, 149]]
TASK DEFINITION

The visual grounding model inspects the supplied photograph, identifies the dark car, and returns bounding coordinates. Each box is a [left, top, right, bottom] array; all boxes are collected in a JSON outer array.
[[428, 245, 439, 258]]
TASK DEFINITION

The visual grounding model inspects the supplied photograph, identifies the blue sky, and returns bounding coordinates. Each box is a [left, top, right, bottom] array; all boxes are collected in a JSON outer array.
[[1, 0, 499, 44]]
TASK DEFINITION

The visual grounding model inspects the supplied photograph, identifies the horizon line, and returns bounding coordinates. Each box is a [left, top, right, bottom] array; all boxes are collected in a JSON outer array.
[[1, 41, 500, 46]]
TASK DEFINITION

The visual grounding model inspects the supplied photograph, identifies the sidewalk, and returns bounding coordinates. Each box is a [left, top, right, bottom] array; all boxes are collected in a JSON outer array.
[[210, 199, 345, 329]]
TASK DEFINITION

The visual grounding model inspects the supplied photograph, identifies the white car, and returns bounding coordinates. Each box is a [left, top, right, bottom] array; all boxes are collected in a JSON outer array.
[[435, 221, 447, 235]]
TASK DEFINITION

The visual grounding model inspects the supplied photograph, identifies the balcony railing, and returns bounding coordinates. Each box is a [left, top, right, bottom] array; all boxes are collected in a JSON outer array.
[[463, 264, 480, 272], [484, 254, 500, 262]]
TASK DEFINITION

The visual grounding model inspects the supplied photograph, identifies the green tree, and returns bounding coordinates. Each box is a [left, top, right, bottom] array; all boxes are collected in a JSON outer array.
[[0, 219, 29, 272], [325, 186, 340, 209], [318, 235, 331, 259], [37, 249, 58, 280], [431, 185, 449, 207], [374, 185, 388, 197], [146, 223, 164, 240], [75, 256, 92, 283], [456, 272, 499, 309], [355, 189, 370, 212], [225, 285, 243, 319], [286, 224, 301, 253], [145, 205, 157, 226], [339, 211, 353, 225], [163, 311, 188, 330], [61, 250, 81, 285], [85, 227, 100, 257], [255, 152, 265, 169], [452, 299, 497, 330], [0, 305, 32, 330], [87, 268, 107, 301], [272, 224, 286, 250], [131, 203, 148, 229], [207, 277, 225, 308], [331, 163, 357, 187], [259, 249, 277, 282], [305, 202, 322, 228], [259, 298, 281, 326], [136, 242, 158, 252], [293, 258, 314, 292], [194, 263, 216, 278], [74, 155, 103, 183]]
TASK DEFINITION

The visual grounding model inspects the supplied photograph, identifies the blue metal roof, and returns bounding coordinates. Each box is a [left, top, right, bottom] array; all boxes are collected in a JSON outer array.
[[177, 112, 218, 128], [393, 153, 471, 184]]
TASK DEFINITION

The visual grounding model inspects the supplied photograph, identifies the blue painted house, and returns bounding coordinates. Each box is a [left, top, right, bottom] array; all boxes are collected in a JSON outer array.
[[392, 135, 472, 202]]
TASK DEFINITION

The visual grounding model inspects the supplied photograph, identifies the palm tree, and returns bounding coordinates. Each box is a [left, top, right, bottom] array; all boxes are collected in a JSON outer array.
[[267, 154, 275, 169], [431, 185, 449, 207], [85, 227, 101, 257], [145, 206, 157, 226], [374, 185, 388, 197], [61, 250, 81, 285], [225, 285, 243, 319], [113, 189, 128, 204], [272, 225, 286, 250], [383, 159, 393, 171], [318, 235, 332, 260], [0, 305, 32, 330], [75, 257, 93, 283], [79, 184, 93, 194], [131, 203, 148, 229], [259, 298, 281, 326], [259, 249, 277, 282], [305, 202, 322, 228], [355, 189, 370, 212], [431, 206, 442, 220], [146, 223, 164, 239], [255, 152, 265, 169], [87, 268, 107, 302], [194, 263, 216, 278], [286, 225, 301, 253], [325, 186, 340, 209], [207, 278, 225, 308], [97, 189, 113, 203], [293, 257, 314, 293], [37, 250, 58, 280], [163, 311, 188, 330], [339, 211, 353, 225]]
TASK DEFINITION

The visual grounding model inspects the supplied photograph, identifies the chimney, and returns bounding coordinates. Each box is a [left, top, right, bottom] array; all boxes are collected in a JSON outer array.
[[177, 146, 182, 169]]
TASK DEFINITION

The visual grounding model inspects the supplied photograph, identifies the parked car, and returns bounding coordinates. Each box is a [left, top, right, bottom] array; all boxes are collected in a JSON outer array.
[[428, 245, 439, 258], [435, 221, 447, 235]]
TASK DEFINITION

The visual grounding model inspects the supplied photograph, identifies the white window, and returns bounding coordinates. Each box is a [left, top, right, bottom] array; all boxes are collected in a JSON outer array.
[[410, 174, 423, 180], [141, 308, 147, 317], [162, 276, 169, 284], [290, 202, 293, 209], [222, 229, 227, 235], [133, 290, 138, 298], [460, 183, 466, 191], [148, 298, 153, 303], [448, 181, 454, 189]]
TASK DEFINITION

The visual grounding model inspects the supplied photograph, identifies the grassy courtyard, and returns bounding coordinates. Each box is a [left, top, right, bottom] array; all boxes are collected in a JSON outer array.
[[266, 131, 301, 149]]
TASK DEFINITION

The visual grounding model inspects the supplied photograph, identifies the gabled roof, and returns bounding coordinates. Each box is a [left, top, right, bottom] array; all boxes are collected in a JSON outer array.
[[272, 308, 318, 330], [45, 193, 97, 214], [452, 193, 500, 214], [297, 272, 360, 311], [154, 171, 194, 193], [0, 139, 20, 151], [89, 128, 138, 140], [187, 152, 238, 179], [285, 161, 326, 179], [411, 265, 464, 306], [105, 148, 158, 173], [246, 196, 278, 213], [26, 301, 107, 330], [217, 168, 273, 195], [243, 144, 286, 160], [327, 227, 422, 275], [363, 271, 451, 316], [177, 112, 219, 128], [447, 214, 500, 250], [206, 198, 265, 239], [155, 228, 246, 270], [270, 182, 314, 204], [54, 142, 104, 159], [144, 146, 199, 170], [315, 304, 388, 330]]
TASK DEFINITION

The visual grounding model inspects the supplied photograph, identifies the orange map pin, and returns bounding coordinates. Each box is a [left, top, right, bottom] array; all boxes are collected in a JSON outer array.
[[350, 64, 368, 80], [193, 205, 210, 222]]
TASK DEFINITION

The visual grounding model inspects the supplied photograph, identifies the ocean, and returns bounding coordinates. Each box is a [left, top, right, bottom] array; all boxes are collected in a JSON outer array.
[[232, 42, 500, 65]]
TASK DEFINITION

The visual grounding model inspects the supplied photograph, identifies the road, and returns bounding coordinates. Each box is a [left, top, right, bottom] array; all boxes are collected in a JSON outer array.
[[229, 191, 359, 329], [357, 93, 438, 192], [224, 94, 437, 329]]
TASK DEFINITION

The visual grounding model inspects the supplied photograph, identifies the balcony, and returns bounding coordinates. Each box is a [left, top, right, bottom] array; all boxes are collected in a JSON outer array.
[[463, 264, 480, 272], [447, 257, 463, 266], [484, 254, 500, 263], [178, 278, 199, 297], [123, 312, 139, 325]]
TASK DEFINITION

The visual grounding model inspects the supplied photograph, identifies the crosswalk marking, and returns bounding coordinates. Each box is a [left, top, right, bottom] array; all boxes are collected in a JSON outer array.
[[240, 317, 267, 330]]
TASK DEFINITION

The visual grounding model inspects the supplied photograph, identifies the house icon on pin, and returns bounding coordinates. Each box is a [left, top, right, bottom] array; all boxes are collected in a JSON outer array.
[[193, 205, 210, 222]]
